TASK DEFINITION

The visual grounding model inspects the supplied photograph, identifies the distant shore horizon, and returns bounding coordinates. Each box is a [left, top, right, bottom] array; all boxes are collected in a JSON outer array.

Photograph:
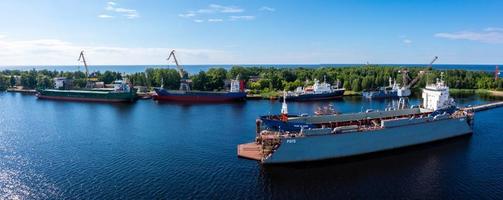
[[1, 64, 500, 74]]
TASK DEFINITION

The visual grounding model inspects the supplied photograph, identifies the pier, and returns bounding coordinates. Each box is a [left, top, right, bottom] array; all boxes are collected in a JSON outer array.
[[463, 101, 503, 112], [6, 87, 37, 94], [237, 142, 263, 161]]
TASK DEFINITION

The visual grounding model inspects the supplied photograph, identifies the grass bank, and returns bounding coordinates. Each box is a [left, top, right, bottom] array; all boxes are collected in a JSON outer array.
[[449, 89, 490, 96]]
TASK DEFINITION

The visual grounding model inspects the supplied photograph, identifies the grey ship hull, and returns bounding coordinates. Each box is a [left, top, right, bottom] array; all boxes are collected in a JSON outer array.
[[264, 117, 472, 164]]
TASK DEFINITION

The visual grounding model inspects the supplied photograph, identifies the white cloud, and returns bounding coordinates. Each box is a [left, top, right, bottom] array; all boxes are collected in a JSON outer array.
[[485, 27, 503, 32], [179, 12, 196, 18], [259, 6, 275, 12], [100, 1, 139, 19], [208, 4, 243, 13], [193, 19, 204, 23], [0, 37, 233, 65], [402, 39, 412, 44], [229, 15, 255, 21], [208, 18, 223, 22], [435, 28, 503, 44], [113, 8, 139, 19], [179, 4, 245, 22], [98, 14, 114, 19], [179, 4, 244, 17], [105, 1, 116, 10]]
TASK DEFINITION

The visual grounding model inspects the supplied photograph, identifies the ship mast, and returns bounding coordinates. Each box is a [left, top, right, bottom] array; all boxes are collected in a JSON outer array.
[[280, 91, 288, 122], [167, 50, 190, 91]]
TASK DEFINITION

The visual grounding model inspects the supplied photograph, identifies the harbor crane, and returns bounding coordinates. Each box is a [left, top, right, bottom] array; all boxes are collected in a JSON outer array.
[[396, 56, 438, 109], [78, 50, 89, 82], [78, 50, 93, 88], [496, 66, 500, 81], [167, 50, 190, 91], [398, 56, 438, 97]]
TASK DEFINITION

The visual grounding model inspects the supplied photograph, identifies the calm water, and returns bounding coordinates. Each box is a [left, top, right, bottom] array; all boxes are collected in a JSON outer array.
[[1, 93, 502, 199]]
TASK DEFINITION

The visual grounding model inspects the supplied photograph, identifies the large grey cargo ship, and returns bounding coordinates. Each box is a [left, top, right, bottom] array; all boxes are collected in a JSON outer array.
[[238, 75, 474, 164]]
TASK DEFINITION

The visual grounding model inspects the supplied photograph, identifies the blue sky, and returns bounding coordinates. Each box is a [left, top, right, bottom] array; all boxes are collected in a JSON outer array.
[[0, 0, 502, 65]]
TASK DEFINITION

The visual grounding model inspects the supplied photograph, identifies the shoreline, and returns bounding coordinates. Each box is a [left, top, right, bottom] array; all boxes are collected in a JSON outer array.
[[489, 90, 503, 97]]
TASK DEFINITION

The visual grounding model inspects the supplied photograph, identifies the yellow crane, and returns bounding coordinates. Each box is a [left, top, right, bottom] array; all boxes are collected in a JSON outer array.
[[167, 50, 190, 91]]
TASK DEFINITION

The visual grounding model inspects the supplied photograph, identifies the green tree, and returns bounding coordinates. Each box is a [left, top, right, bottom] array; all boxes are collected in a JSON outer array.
[[206, 68, 227, 90], [101, 71, 119, 84], [73, 79, 87, 88], [351, 78, 361, 92], [36, 75, 53, 89], [10, 76, 16, 87], [191, 71, 209, 90], [0, 76, 9, 91], [343, 80, 351, 90], [257, 79, 272, 90], [228, 66, 252, 81], [20, 69, 38, 89]]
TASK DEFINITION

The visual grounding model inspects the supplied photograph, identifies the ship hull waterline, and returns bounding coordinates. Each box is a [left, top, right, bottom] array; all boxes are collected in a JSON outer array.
[[242, 117, 473, 164], [36, 89, 137, 103], [280, 90, 345, 101], [36, 94, 136, 103], [153, 88, 247, 103]]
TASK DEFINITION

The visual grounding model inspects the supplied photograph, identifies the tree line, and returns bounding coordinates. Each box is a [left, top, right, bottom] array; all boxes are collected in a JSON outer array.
[[0, 69, 122, 90], [1, 66, 502, 92]]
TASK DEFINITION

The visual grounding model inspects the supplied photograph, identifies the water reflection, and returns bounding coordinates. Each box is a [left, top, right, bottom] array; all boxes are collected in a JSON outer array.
[[259, 136, 473, 198]]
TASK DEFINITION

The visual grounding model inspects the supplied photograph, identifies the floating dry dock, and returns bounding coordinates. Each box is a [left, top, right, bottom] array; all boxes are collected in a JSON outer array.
[[238, 78, 477, 164], [237, 142, 263, 161], [464, 101, 503, 112]]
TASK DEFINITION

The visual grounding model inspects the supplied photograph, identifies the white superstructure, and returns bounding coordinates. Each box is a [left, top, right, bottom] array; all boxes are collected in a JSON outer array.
[[311, 78, 332, 94], [291, 76, 341, 95], [230, 75, 241, 93], [422, 73, 454, 110], [281, 91, 288, 115], [54, 77, 67, 89], [113, 80, 131, 93]]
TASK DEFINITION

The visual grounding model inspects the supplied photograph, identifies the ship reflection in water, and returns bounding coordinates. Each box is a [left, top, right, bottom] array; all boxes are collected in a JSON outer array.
[[260, 136, 472, 199]]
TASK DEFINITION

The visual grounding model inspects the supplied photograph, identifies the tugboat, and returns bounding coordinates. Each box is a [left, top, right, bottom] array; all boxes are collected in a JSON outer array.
[[36, 51, 137, 103], [238, 73, 474, 164], [152, 50, 247, 102], [280, 77, 345, 101]]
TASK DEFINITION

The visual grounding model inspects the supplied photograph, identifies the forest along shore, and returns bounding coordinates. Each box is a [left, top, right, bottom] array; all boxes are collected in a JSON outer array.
[[1, 66, 502, 98]]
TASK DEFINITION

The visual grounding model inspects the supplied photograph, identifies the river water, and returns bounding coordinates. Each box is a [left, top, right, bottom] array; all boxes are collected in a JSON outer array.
[[0, 93, 502, 199]]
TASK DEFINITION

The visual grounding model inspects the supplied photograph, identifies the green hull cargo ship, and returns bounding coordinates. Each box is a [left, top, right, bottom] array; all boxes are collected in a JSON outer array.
[[37, 80, 137, 103]]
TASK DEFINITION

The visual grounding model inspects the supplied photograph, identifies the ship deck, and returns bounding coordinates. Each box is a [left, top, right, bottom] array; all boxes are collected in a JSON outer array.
[[43, 89, 112, 94], [287, 108, 431, 124], [237, 142, 263, 161]]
